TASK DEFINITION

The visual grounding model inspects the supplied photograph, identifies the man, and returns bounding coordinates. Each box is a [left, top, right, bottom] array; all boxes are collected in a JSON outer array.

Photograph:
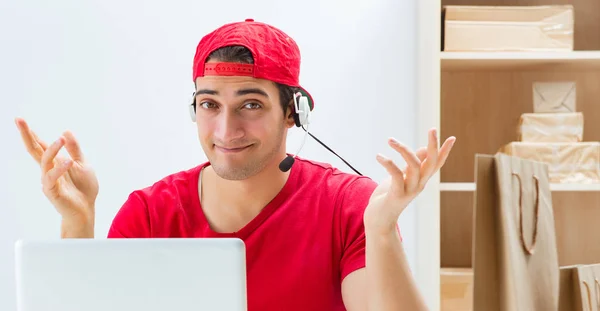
[[15, 19, 455, 311]]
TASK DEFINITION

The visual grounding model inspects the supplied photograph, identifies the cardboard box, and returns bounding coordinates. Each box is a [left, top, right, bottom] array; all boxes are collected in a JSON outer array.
[[441, 268, 473, 311], [499, 142, 600, 183], [518, 112, 583, 142], [443, 5, 574, 52], [533, 82, 576, 113]]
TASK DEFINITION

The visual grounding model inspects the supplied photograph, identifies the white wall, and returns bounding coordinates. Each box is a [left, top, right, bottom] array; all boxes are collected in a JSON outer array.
[[0, 0, 418, 310]]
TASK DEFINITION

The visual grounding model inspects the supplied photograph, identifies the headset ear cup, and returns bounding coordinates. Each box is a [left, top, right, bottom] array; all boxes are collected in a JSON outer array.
[[292, 92, 310, 127], [297, 96, 310, 126], [292, 108, 301, 127], [189, 102, 196, 123], [291, 94, 301, 127]]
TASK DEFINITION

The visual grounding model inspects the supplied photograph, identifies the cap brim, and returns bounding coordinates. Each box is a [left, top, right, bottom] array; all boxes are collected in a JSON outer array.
[[297, 87, 314, 111]]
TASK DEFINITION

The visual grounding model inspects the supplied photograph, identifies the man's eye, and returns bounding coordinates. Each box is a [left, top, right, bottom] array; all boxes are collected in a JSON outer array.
[[244, 102, 261, 109], [199, 102, 217, 109]]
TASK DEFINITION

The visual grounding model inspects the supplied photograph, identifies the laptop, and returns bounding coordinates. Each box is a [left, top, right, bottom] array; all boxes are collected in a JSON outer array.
[[14, 238, 247, 311]]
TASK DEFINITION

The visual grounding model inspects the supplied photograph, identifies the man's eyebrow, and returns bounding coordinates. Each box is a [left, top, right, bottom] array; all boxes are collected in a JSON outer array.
[[236, 88, 269, 97], [194, 89, 218, 96], [194, 88, 269, 97]]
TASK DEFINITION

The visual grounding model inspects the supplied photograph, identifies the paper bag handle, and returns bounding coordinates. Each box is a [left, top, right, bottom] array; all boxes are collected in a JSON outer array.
[[583, 281, 593, 311], [595, 278, 600, 308], [512, 173, 540, 255]]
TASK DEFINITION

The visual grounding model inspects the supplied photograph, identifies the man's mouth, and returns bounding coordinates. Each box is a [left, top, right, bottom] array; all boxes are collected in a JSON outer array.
[[214, 144, 252, 153]]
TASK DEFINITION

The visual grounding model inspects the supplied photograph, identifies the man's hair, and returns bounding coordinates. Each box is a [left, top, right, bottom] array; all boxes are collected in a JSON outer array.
[[205, 46, 298, 116]]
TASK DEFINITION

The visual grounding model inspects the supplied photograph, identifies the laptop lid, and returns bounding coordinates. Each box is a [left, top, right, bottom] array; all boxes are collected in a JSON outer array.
[[15, 238, 247, 311]]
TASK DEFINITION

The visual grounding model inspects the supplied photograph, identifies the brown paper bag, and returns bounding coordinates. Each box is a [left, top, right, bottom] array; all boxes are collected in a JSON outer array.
[[533, 82, 576, 113], [573, 264, 600, 311], [560, 265, 579, 311], [473, 153, 559, 311]]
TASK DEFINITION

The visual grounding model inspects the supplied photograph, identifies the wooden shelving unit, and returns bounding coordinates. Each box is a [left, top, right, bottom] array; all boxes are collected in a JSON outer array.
[[414, 0, 600, 310], [440, 182, 600, 192], [441, 51, 600, 71]]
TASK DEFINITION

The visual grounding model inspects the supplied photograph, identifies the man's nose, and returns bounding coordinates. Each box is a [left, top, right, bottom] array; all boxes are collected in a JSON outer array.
[[214, 111, 245, 143]]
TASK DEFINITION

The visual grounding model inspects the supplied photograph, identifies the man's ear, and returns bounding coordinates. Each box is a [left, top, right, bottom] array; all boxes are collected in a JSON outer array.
[[284, 101, 296, 128]]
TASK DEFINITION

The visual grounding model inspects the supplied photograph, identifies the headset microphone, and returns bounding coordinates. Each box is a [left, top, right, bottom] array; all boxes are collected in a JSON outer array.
[[279, 155, 296, 172]]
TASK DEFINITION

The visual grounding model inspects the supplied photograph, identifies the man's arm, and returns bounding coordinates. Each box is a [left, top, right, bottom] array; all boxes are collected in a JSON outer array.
[[342, 129, 455, 310], [341, 226, 428, 311], [61, 214, 95, 238]]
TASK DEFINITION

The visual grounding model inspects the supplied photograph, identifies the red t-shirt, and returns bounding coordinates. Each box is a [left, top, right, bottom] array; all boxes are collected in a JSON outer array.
[[107, 157, 382, 310]]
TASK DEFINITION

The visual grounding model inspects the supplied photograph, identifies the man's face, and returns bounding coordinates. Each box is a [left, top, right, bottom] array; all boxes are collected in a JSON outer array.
[[193, 74, 294, 180]]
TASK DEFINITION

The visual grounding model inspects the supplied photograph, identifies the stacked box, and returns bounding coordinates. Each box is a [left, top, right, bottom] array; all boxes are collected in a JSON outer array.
[[518, 112, 583, 143], [500, 82, 600, 183], [533, 82, 576, 113], [443, 5, 574, 52], [500, 142, 600, 183]]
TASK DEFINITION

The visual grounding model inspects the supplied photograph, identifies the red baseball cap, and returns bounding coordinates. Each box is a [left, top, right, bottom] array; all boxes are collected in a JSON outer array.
[[192, 19, 314, 110]]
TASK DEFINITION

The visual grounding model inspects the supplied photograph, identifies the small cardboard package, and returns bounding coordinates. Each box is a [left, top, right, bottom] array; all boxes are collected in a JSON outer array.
[[441, 268, 473, 311], [443, 5, 574, 51], [499, 142, 600, 183], [518, 112, 583, 142], [533, 82, 576, 113]]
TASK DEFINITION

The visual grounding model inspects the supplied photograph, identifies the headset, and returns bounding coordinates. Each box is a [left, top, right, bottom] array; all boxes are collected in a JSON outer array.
[[292, 91, 310, 128], [278, 92, 310, 172], [188, 90, 362, 175], [189, 94, 198, 123]]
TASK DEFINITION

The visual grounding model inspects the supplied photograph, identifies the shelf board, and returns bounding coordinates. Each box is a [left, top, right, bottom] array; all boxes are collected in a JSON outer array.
[[440, 267, 472, 276], [441, 51, 600, 71], [440, 182, 600, 192]]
